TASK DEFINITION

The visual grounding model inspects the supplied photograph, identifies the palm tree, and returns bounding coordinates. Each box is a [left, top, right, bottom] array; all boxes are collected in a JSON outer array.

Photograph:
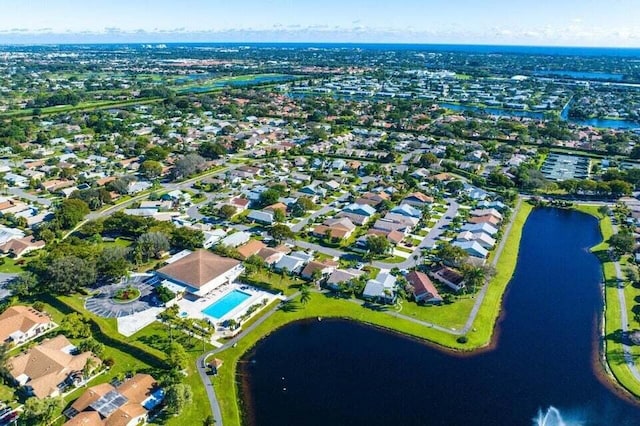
[[462, 265, 486, 293], [300, 285, 311, 306]]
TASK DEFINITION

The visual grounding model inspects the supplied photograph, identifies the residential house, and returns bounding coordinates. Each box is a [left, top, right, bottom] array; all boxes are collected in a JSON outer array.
[[264, 202, 287, 215], [461, 222, 499, 236], [155, 250, 243, 297], [325, 268, 364, 290], [219, 231, 251, 248], [257, 247, 287, 266], [0, 236, 45, 258], [456, 231, 496, 250], [323, 180, 341, 191], [228, 197, 250, 213], [247, 210, 275, 225], [0, 226, 25, 246], [406, 271, 442, 304], [3, 173, 28, 188], [402, 191, 434, 207], [274, 251, 312, 274], [301, 260, 338, 281], [477, 200, 507, 211], [430, 266, 466, 292], [367, 228, 405, 245], [337, 203, 376, 225], [299, 184, 327, 200], [390, 203, 422, 219], [9, 335, 101, 398], [470, 208, 503, 221], [355, 191, 390, 208], [237, 240, 267, 260], [469, 215, 501, 226], [231, 165, 261, 180], [64, 374, 162, 426], [362, 270, 397, 304], [312, 217, 356, 240], [127, 181, 152, 195], [0, 306, 54, 345], [202, 229, 227, 249], [453, 240, 489, 259]]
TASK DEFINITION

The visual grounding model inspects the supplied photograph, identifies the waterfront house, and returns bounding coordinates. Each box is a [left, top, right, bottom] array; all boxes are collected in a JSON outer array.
[[325, 268, 364, 291], [301, 260, 338, 281], [461, 222, 498, 236], [453, 240, 489, 259], [362, 270, 397, 304], [429, 266, 466, 292], [406, 271, 442, 304]]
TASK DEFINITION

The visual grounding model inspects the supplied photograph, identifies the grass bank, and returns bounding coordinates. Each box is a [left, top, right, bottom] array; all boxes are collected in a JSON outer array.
[[575, 204, 640, 399]]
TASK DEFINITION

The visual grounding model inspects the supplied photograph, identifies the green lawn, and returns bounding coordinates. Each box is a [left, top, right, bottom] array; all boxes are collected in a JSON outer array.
[[399, 296, 475, 330], [0, 257, 28, 274], [243, 269, 304, 295]]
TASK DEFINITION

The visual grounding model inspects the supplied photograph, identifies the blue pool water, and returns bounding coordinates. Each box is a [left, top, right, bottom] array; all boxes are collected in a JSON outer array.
[[142, 388, 165, 410], [202, 290, 251, 319]]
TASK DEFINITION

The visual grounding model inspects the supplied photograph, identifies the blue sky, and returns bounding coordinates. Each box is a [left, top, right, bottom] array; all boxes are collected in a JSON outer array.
[[1, 0, 639, 46]]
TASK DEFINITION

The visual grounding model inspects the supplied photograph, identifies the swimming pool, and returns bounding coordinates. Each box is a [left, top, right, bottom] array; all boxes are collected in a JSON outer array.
[[142, 388, 165, 410], [202, 290, 251, 319]]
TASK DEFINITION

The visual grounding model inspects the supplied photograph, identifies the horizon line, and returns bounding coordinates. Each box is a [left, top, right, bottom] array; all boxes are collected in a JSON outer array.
[[1, 41, 640, 50]]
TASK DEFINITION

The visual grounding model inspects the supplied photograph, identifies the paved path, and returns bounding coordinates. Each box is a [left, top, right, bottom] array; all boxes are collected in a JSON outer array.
[[8, 187, 52, 207], [610, 224, 640, 383], [195, 291, 300, 426]]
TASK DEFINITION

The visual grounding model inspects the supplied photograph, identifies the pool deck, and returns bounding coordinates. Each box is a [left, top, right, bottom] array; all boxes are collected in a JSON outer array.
[[171, 282, 282, 341]]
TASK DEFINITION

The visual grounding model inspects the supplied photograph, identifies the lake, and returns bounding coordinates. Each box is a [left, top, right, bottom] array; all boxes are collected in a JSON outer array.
[[240, 209, 640, 425]]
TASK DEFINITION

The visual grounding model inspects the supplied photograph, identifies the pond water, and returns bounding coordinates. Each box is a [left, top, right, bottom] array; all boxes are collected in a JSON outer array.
[[240, 209, 640, 425]]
